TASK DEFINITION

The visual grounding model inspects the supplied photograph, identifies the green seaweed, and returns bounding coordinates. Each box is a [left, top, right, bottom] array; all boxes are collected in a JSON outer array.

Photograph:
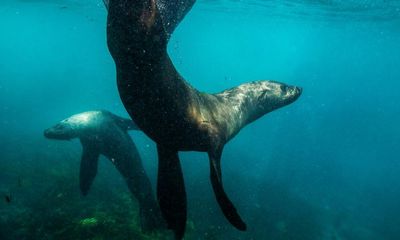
[[0, 149, 196, 240]]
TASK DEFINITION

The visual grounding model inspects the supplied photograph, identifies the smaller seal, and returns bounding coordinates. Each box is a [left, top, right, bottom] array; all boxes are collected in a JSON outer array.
[[44, 110, 164, 232]]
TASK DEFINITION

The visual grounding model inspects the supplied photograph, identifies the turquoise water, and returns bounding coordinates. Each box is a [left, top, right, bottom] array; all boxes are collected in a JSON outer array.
[[1, 0, 400, 239]]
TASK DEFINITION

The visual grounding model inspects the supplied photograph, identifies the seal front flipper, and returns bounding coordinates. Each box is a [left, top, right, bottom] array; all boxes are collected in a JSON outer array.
[[208, 148, 247, 231], [156, 145, 187, 239], [80, 144, 100, 196]]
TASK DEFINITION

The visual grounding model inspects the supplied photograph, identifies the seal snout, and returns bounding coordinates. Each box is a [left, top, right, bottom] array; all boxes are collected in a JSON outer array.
[[286, 85, 302, 103], [290, 85, 302, 94], [295, 86, 302, 95], [43, 125, 69, 140], [43, 128, 61, 139], [43, 128, 52, 138]]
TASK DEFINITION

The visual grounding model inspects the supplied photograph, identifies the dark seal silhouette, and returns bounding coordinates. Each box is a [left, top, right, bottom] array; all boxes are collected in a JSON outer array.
[[105, 1, 302, 238], [44, 110, 164, 232]]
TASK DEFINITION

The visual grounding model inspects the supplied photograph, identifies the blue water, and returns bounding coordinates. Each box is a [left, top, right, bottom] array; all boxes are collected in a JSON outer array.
[[1, 0, 400, 239]]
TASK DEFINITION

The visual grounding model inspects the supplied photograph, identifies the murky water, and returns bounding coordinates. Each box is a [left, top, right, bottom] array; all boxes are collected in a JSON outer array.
[[1, 0, 399, 239]]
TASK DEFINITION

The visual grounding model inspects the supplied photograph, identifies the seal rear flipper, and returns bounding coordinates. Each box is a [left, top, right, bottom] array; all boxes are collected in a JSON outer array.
[[156, 145, 187, 239], [208, 149, 247, 231], [113, 155, 165, 232], [139, 206, 166, 232], [80, 146, 100, 196], [155, 0, 196, 39]]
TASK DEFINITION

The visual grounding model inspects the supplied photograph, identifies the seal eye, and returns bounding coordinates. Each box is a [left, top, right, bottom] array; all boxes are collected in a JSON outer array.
[[280, 85, 287, 92]]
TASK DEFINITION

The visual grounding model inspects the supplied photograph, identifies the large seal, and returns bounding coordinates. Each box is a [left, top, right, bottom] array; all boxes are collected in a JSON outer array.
[[105, 1, 302, 238], [44, 110, 164, 232]]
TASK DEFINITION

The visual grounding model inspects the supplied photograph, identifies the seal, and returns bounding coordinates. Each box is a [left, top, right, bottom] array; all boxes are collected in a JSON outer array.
[[105, 1, 302, 238], [44, 110, 164, 232]]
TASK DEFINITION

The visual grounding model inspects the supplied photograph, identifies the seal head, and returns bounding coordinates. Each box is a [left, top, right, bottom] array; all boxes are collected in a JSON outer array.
[[44, 111, 102, 140]]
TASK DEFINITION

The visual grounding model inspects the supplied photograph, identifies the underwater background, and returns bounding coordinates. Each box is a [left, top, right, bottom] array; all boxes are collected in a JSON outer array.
[[1, 0, 400, 239]]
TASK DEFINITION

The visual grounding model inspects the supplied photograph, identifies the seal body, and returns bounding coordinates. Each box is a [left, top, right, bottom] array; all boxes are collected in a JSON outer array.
[[44, 110, 164, 232], [106, 1, 302, 239]]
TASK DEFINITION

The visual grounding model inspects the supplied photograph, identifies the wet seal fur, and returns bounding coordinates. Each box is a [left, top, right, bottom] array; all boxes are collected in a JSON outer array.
[[44, 110, 164, 232], [105, 0, 302, 239]]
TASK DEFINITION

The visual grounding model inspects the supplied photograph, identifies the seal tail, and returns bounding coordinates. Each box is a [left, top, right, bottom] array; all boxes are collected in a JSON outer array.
[[208, 148, 247, 231], [156, 145, 187, 239]]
